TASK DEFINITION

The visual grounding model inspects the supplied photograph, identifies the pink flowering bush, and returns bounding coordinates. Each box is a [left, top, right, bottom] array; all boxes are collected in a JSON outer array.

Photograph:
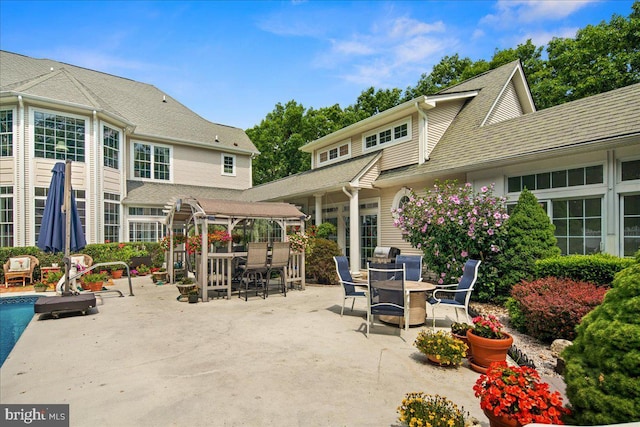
[[393, 180, 508, 301]]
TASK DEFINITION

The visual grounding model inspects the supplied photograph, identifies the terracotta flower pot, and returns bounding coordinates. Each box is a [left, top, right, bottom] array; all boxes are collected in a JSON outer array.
[[88, 281, 103, 292], [111, 269, 123, 279], [483, 409, 521, 427], [467, 330, 513, 373]]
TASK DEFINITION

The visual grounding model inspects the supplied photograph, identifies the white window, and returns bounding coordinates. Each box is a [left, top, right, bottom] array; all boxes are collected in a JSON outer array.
[[318, 141, 350, 165], [104, 193, 120, 243], [0, 110, 13, 157], [362, 118, 411, 151], [33, 109, 86, 162], [35, 187, 86, 242], [391, 187, 413, 218], [552, 197, 602, 255], [133, 142, 171, 181], [0, 186, 13, 247], [622, 194, 640, 257], [103, 125, 120, 169], [222, 153, 236, 176]]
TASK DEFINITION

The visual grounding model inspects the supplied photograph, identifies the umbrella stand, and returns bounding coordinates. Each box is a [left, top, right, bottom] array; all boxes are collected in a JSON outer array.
[[62, 159, 72, 296]]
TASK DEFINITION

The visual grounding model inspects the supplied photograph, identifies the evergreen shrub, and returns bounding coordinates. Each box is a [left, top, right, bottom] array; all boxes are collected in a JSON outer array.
[[535, 253, 634, 285], [563, 258, 640, 424], [508, 277, 608, 342], [497, 189, 560, 297], [305, 238, 342, 284]]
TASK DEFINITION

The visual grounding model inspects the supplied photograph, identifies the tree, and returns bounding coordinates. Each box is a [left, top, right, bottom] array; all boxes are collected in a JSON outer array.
[[497, 189, 560, 296], [246, 100, 311, 185], [541, 2, 640, 108]]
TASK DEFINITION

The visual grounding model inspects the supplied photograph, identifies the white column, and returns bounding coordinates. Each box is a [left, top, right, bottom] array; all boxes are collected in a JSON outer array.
[[349, 188, 360, 275], [314, 193, 323, 226]]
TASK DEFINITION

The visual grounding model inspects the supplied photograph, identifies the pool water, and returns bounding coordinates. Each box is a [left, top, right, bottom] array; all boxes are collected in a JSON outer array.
[[0, 296, 38, 367]]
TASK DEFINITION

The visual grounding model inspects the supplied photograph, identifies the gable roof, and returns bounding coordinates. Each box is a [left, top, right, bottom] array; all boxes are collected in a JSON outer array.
[[0, 50, 258, 155], [377, 82, 640, 184]]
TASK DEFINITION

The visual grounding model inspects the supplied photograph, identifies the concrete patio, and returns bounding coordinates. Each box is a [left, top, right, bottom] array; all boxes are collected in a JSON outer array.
[[1, 276, 488, 426]]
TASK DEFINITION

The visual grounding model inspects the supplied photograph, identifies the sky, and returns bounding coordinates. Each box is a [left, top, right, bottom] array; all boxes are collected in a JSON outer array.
[[0, 0, 635, 130]]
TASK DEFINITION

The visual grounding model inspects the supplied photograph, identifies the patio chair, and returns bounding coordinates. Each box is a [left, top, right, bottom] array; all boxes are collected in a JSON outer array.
[[395, 254, 423, 282], [333, 256, 367, 316], [239, 242, 269, 301], [265, 241, 290, 297], [428, 259, 481, 327], [3, 255, 39, 287], [367, 263, 408, 338]]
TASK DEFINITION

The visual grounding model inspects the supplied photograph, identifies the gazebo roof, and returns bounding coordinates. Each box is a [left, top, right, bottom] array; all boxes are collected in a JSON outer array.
[[167, 197, 307, 224]]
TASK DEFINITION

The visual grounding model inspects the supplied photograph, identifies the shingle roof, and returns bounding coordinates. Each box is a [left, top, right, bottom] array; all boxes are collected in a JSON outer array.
[[241, 152, 381, 201], [378, 68, 640, 183], [122, 181, 243, 206], [0, 50, 257, 154]]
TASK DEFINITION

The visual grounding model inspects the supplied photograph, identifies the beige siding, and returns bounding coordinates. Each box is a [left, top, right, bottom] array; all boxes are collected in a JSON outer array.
[[172, 145, 252, 189], [0, 159, 14, 184], [103, 167, 121, 193], [358, 162, 380, 187], [33, 159, 87, 189], [486, 81, 524, 125], [350, 131, 364, 159], [427, 100, 465, 156]]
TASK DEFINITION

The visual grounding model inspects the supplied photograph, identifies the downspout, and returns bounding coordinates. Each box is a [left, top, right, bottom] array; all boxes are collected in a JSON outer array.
[[415, 102, 429, 163], [342, 186, 361, 275], [17, 96, 26, 246]]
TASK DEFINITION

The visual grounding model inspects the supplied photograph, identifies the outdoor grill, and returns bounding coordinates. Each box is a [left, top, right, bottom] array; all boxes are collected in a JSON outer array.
[[369, 246, 401, 264]]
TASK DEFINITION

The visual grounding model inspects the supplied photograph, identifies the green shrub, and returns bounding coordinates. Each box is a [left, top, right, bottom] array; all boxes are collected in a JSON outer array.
[[305, 238, 342, 284], [563, 261, 640, 423], [508, 277, 608, 342], [315, 222, 337, 239], [535, 254, 634, 285], [497, 189, 560, 296]]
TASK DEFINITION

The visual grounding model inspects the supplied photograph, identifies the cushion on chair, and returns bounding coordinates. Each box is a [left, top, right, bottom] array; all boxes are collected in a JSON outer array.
[[71, 256, 86, 267], [9, 257, 30, 271]]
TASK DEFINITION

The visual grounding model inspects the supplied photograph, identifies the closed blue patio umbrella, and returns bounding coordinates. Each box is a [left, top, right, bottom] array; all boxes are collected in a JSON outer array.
[[36, 160, 86, 295]]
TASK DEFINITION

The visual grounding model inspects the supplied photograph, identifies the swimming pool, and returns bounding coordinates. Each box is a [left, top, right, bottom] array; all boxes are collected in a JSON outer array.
[[0, 296, 38, 367]]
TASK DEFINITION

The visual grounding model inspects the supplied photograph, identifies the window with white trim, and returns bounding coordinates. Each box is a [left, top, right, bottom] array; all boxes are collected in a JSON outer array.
[[622, 194, 640, 257], [0, 110, 13, 157], [104, 193, 120, 243], [363, 118, 410, 150], [508, 165, 604, 192], [222, 153, 235, 176], [621, 159, 640, 182], [552, 197, 602, 255], [33, 110, 86, 162], [0, 186, 13, 247], [133, 142, 171, 180], [103, 125, 120, 169], [391, 188, 412, 218], [128, 206, 166, 242], [318, 142, 350, 165]]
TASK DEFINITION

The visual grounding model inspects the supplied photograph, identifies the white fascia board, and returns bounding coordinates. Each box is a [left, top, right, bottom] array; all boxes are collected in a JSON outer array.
[[301, 91, 478, 153], [133, 132, 260, 156]]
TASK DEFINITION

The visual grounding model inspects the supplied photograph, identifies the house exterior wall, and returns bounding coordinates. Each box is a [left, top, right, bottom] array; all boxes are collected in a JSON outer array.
[[486, 80, 524, 125]]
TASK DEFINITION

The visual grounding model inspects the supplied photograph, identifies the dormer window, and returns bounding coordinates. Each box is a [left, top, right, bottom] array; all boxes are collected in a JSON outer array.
[[318, 140, 350, 166], [363, 118, 411, 151]]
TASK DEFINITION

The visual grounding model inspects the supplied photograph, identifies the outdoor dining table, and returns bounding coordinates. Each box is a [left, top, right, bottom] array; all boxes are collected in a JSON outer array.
[[370, 280, 436, 326]]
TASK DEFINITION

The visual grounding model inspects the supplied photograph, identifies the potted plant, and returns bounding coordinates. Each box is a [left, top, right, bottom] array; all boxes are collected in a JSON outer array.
[[110, 266, 124, 279], [152, 267, 168, 282], [398, 392, 468, 427], [44, 271, 64, 290], [474, 361, 570, 427], [83, 272, 107, 292], [176, 277, 196, 301], [187, 288, 199, 303], [33, 282, 48, 292], [451, 322, 473, 358], [466, 314, 513, 373], [414, 329, 467, 367], [137, 264, 150, 276]]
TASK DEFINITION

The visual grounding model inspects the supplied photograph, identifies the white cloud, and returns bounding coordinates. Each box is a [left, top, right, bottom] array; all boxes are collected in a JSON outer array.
[[332, 39, 376, 56], [481, 0, 596, 26], [389, 17, 446, 38]]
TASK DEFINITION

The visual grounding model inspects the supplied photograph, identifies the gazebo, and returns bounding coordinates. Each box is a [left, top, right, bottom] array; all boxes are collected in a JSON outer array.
[[164, 197, 307, 301]]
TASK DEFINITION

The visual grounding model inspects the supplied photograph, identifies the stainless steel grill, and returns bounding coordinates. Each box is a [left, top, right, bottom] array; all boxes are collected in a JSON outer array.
[[369, 246, 401, 264]]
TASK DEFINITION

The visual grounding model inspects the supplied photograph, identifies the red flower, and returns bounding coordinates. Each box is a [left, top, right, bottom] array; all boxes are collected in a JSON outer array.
[[474, 361, 570, 424]]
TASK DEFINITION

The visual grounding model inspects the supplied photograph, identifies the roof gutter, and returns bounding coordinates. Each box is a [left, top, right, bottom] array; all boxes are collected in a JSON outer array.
[[132, 132, 260, 156]]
